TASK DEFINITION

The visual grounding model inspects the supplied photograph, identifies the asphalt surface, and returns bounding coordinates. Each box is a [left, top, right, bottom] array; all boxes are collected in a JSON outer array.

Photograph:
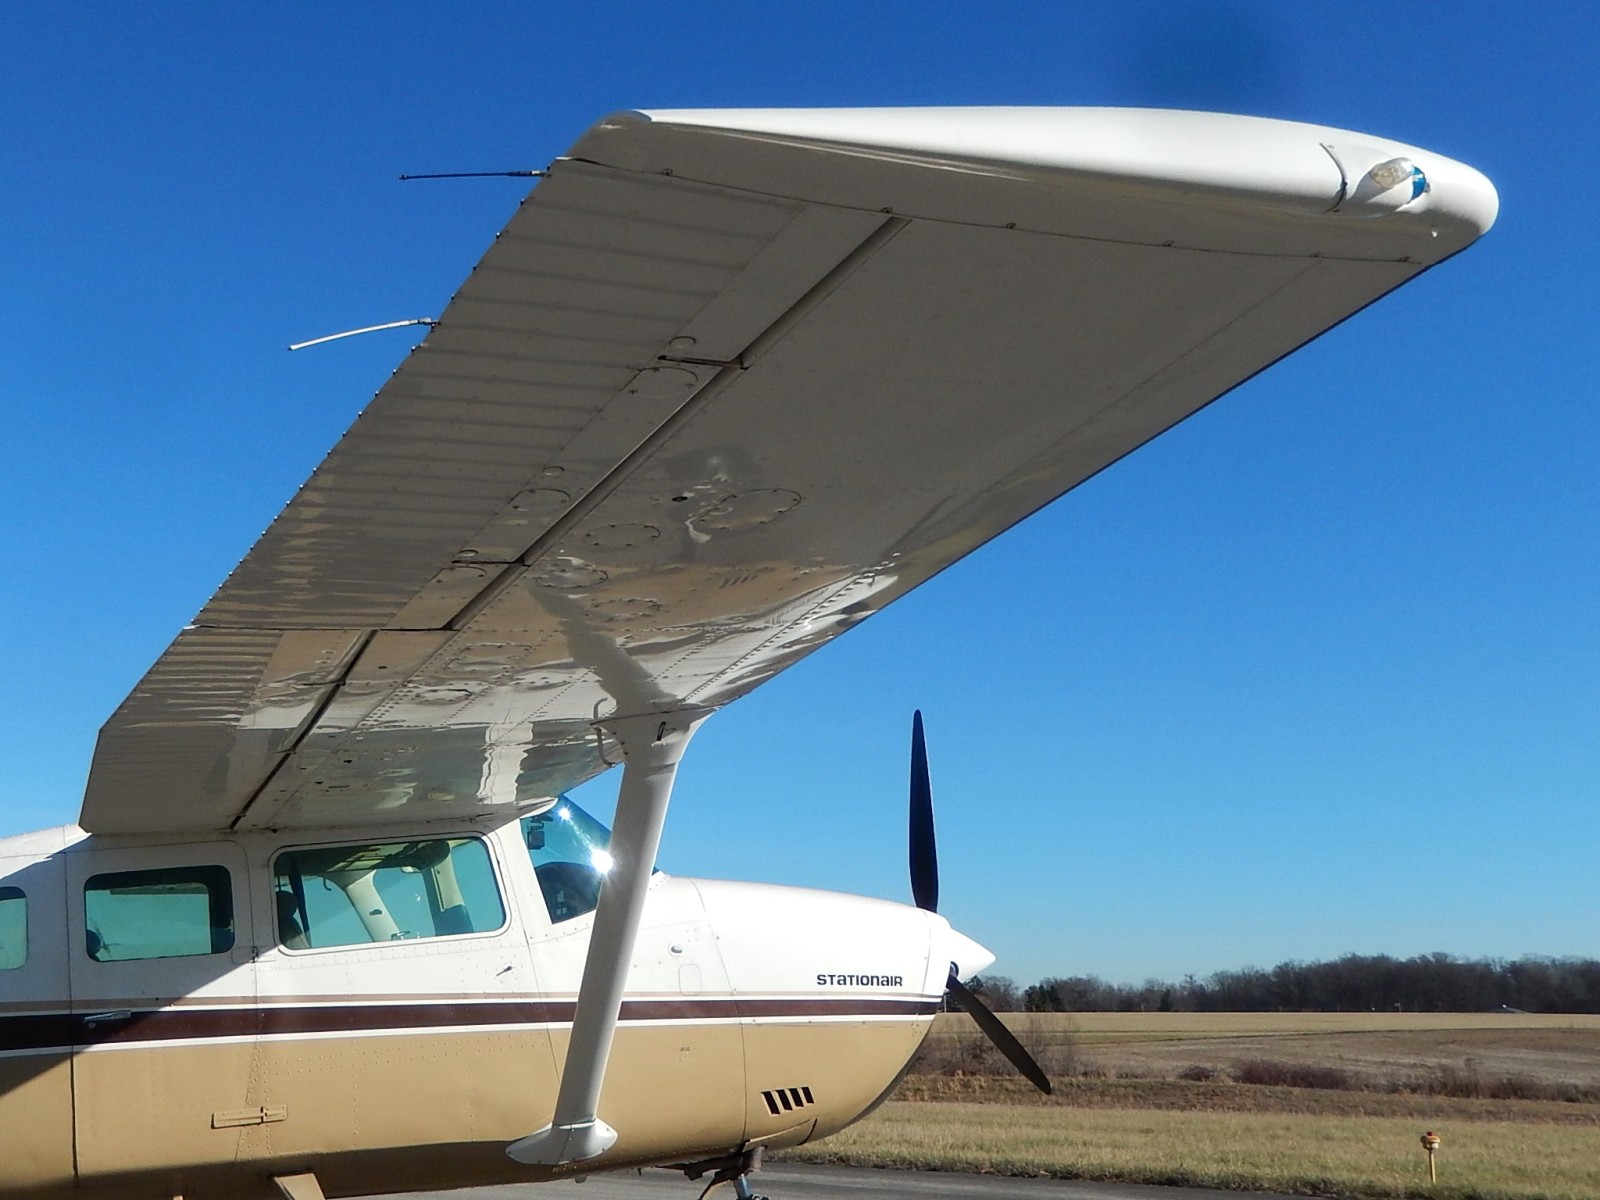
[[382, 1163, 1303, 1200]]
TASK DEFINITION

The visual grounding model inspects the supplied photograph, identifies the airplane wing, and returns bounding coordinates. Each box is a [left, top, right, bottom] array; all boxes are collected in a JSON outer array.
[[80, 108, 1497, 835]]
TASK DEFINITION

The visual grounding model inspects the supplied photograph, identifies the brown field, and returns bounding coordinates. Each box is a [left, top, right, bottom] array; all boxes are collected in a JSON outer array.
[[894, 1075, 1600, 1125], [917, 1011, 1600, 1094], [778, 1013, 1600, 1199], [951, 1012, 1600, 1036]]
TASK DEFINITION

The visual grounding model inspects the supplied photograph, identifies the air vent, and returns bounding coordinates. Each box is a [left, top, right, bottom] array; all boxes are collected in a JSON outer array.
[[760, 1085, 815, 1116]]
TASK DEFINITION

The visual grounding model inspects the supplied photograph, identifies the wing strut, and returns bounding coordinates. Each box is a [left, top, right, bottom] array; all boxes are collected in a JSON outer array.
[[508, 706, 712, 1166]]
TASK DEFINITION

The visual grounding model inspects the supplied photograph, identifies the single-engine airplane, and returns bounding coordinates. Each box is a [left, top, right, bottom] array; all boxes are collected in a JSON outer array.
[[0, 107, 1496, 1200]]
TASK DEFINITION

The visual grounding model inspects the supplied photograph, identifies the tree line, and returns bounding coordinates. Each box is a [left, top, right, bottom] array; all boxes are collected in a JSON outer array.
[[965, 954, 1600, 1013]]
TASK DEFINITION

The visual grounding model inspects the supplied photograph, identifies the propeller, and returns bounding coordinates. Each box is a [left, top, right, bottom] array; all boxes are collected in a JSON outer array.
[[909, 711, 938, 913], [908, 710, 1052, 1095]]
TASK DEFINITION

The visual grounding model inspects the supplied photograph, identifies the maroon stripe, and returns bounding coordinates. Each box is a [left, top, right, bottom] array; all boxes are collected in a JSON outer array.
[[0, 1013, 80, 1053], [0, 996, 938, 1053]]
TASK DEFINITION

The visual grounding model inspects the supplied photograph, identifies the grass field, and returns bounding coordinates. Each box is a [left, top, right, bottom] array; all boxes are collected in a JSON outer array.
[[793, 1099, 1600, 1200], [938, 1012, 1600, 1036], [918, 1011, 1600, 1094], [779, 1013, 1600, 1199]]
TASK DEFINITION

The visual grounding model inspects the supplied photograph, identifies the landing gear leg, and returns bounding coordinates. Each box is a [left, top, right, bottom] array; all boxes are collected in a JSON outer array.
[[691, 1147, 767, 1200]]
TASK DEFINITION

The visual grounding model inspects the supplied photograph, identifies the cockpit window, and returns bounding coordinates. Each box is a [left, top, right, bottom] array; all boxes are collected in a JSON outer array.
[[84, 866, 234, 961], [272, 837, 505, 950], [522, 799, 616, 924], [0, 886, 25, 970]]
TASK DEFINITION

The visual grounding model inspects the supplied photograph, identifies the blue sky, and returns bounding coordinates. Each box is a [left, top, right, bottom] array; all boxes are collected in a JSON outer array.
[[2, 3, 1595, 986]]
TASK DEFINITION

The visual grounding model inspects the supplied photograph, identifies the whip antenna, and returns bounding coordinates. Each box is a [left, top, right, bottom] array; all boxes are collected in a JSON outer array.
[[398, 169, 547, 181], [288, 318, 437, 352]]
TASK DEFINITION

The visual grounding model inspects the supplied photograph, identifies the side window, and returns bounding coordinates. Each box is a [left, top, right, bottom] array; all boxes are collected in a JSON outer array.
[[522, 799, 616, 924], [272, 837, 505, 950], [0, 886, 25, 970], [84, 866, 234, 962]]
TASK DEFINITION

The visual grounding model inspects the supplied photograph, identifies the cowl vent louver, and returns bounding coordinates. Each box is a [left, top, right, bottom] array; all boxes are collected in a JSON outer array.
[[760, 1086, 814, 1115]]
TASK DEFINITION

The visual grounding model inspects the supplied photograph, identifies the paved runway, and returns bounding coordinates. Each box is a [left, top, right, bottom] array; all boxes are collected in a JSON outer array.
[[383, 1163, 1302, 1200]]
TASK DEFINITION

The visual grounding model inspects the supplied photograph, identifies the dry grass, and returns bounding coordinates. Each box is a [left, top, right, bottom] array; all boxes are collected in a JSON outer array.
[[915, 1012, 1600, 1095], [786, 1100, 1600, 1200], [779, 1014, 1600, 1198], [961, 1012, 1600, 1037], [895, 1075, 1600, 1126]]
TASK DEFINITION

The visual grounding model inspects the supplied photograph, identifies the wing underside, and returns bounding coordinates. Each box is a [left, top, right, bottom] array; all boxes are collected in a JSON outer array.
[[80, 108, 1496, 834]]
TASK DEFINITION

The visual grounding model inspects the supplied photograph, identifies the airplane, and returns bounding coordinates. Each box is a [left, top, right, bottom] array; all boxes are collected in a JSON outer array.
[[0, 107, 1496, 1200]]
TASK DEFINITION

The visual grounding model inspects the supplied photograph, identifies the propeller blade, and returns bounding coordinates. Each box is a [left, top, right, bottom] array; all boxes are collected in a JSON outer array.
[[909, 710, 939, 913], [946, 973, 1052, 1094]]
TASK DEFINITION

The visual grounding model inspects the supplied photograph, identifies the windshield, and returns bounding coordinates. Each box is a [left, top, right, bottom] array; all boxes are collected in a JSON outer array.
[[521, 797, 617, 924]]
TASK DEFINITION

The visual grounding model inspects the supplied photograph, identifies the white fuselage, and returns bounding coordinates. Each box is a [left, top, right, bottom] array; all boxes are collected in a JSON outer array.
[[0, 814, 985, 1199]]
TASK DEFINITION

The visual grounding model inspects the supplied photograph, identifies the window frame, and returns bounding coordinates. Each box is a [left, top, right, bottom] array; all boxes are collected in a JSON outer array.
[[268, 831, 510, 955]]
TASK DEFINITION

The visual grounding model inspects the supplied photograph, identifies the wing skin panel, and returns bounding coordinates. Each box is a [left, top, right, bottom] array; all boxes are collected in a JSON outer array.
[[84, 165, 898, 833], [668, 204, 893, 363], [237, 227, 1420, 831], [465, 226, 1397, 716], [83, 628, 367, 831], [193, 168, 810, 632], [81, 109, 1494, 834]]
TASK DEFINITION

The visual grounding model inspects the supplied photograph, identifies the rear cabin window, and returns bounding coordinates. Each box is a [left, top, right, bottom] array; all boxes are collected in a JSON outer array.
[[84, 866, 235, 961], [272, 837, 504, 950], [0, 886, 24, 969]]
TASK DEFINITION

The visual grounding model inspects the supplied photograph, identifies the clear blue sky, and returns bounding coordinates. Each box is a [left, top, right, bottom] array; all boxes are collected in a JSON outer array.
[[2, 3, 1595, 987]]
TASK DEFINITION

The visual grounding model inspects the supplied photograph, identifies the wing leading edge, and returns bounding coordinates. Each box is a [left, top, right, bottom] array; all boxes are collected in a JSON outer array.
[[81, 108, 1497, 835]]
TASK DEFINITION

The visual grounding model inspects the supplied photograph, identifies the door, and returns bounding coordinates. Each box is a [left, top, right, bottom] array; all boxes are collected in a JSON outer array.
[[65, 836, 258, 1180], [0, 847, 74, 1191]]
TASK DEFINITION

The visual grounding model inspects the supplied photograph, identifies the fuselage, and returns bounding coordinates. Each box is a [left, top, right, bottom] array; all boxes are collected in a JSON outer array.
[[0, 809, 984, 1199]]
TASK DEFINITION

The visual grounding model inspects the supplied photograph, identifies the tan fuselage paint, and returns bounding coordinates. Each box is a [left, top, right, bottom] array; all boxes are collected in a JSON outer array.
[[0, 1053, 74, 1189], [0, 1011, 932, 1199]]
